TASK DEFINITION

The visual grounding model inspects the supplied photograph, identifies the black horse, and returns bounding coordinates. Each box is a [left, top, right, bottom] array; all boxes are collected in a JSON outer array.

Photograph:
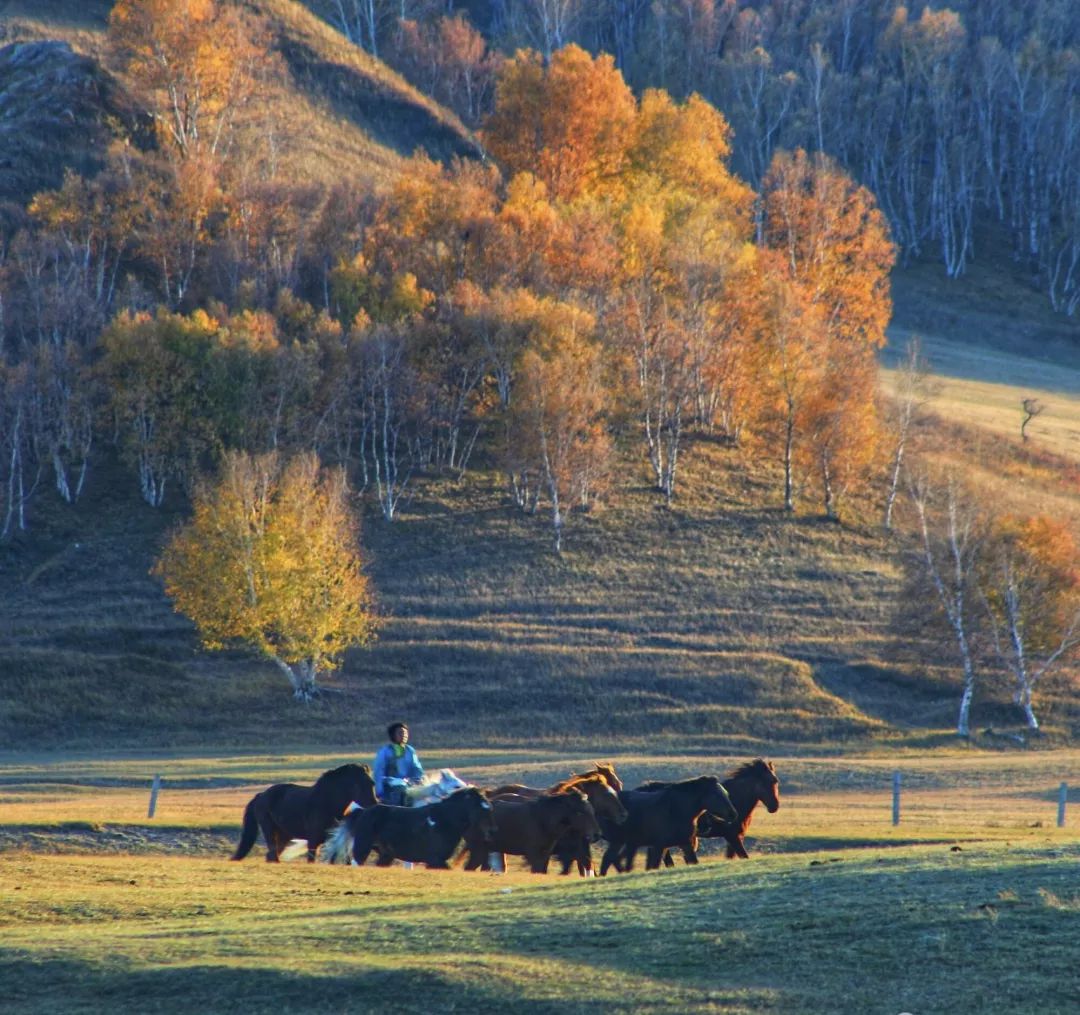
[[231, 763, 377, 863], [334, 787, 497, 869], [598, 775, 738, 875], [639, 758, 781, 868]]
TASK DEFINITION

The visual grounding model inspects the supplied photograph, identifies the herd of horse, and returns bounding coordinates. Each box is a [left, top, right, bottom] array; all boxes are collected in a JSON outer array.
[[230, 759, 780, 875]]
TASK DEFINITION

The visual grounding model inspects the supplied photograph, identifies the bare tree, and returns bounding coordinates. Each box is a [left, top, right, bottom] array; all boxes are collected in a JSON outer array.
[[1020, 397, 1043, 442], [883, 337, 934, 530], [979, 517, 1080, 731], [906, 470, 986, 737]]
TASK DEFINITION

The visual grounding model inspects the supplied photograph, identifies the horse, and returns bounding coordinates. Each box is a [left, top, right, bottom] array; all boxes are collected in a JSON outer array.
[[484, 765, 627, 876], [545, 773, 629, 876], [461, 788, 601, 874], [230, 763, 376, 863], [597, 775, 738, 875], [642, 758, 781, 868], [324, 787, 496, 869]]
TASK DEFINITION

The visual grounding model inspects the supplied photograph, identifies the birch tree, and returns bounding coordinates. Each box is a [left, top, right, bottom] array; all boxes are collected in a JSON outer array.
[[154, 450, 376, 700], [980, 515, 1080, 732], [906, 471, 986, 738]]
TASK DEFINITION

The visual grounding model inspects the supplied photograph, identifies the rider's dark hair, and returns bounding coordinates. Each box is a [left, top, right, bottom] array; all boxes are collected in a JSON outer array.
[[387, 722, 407, 739]]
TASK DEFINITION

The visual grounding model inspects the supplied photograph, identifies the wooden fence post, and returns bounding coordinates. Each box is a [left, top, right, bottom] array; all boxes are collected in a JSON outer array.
[[1058, 782, 1068, 828], [892, 771, 901, 826], [148, 773, 161, 818]]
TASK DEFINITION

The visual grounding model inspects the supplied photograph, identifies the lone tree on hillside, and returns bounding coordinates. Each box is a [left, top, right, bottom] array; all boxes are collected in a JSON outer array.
[[154, 450, 377, 700]]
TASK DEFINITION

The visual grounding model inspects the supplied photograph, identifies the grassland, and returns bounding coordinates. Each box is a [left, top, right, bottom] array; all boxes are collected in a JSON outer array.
[[1, 751, 1078, 1014]]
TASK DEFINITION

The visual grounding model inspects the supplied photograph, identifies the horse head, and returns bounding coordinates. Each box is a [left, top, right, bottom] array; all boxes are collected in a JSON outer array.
[[576, 777, 628, 825], [749, 759, 780, 813], [462, 788, 497, 844], [556, 788, 601, 841], [592, 762, 623, 792]]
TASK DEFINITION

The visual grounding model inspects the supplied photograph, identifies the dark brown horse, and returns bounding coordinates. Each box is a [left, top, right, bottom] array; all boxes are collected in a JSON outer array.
[[598, 775, 738, 875], [231, 763, 377, 862], [462, 789, 601, 873], [485, 765, 626, 876], [335, 787, 496, 869], [641, 759, 781, 867]]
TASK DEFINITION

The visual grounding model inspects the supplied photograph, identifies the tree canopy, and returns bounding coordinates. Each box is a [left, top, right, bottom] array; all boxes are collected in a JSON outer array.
[[154, 450, 377, 699]]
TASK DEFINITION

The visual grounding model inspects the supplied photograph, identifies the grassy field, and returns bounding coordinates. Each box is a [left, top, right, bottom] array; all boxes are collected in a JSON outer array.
[[1, 750, 1078, 1014]]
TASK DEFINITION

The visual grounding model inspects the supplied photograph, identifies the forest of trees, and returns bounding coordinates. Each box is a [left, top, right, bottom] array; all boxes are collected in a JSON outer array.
[[1, 0, 1079, 722], [0, 2, 897, 546], [340, 0, 1080, 314]]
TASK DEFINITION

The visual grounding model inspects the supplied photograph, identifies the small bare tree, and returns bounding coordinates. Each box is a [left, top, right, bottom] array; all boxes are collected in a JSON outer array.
[[1020, 397, 1043, 442]]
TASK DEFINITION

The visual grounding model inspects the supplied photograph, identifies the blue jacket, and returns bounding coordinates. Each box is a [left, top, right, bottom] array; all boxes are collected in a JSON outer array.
[[373, 743, 424, 801]]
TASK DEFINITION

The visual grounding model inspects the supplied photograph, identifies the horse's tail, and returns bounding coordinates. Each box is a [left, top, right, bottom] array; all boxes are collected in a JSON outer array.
[[231, 796, 260, 861], [320, 818, 354, 864]]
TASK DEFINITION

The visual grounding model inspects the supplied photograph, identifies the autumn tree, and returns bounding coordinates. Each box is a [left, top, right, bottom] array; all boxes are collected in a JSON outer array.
[[395, 14, 501, 125], [154, 450, 376, 700], [505, 298, 609, 552], [743, 253, 827, 512], [100, 309, 216, 504], [482, 44, 637, 203], [882, 337, 934, 531], [759, 149, 894, 514], [108, 0, 274, 164], [979, 514, 1080, 731]]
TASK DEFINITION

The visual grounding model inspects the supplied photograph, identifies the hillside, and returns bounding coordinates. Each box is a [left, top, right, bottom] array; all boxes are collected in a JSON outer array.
[[1, 1, 1079, 757], [0, 0, 477, 207], [3, 390, 1079, 756]]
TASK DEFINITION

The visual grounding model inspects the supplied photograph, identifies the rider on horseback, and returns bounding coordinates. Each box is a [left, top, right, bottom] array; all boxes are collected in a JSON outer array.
[[373, 722, 425, 806]]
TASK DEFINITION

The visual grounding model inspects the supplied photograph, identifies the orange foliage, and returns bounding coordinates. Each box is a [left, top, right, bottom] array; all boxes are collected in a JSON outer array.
[[482, 45, 637, 203]]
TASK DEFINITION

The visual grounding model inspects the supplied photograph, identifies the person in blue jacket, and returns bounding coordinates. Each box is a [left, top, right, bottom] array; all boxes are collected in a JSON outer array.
[[373, 722, 425, 806]]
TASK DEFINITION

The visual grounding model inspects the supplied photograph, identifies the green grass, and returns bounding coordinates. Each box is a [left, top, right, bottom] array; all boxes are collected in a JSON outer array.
[[2, 750, 1078, 1013], [1, 777, 1077, 1014]]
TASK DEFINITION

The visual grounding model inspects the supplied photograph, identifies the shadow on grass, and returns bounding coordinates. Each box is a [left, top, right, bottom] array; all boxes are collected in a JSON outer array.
[[0, 958, 570, 1015], [0, 953, 748, 1015]]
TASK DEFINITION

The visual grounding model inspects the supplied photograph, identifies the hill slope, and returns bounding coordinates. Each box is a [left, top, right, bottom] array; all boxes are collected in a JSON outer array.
[[1, 1, 1079, 755], [0, 0, 477, 206]]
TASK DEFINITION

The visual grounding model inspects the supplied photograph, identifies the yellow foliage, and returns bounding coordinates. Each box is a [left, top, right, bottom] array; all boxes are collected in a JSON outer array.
[[154, 451, 376, 685]]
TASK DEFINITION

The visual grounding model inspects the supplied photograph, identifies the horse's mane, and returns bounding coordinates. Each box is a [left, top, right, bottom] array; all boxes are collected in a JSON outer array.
[[554, 762, 622, 794], [313, 763, 372, 790], [727, 758, 774, 781]]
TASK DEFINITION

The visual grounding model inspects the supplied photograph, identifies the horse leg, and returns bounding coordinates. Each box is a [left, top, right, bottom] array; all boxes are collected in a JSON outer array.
[[599, 842, 620, 876], [351, 830, 374, 866], [462, 847, 484, 871], [526, 850, 550, 874], [680, 838, 700, 864], [577, 839, 595, 877], [259, 817, 281, 861], [727, 833, 749, 859]]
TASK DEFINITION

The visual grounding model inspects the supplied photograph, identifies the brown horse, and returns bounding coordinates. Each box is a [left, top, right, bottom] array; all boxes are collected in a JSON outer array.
[[485, 765, 626, 876], [546, 773, 629, 876], [598, 775, 738, 875], [332, 788, 496, 869], [231, 763, 377, 862], [643, 758, 781, 867], [462, 789, 601, 873]]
